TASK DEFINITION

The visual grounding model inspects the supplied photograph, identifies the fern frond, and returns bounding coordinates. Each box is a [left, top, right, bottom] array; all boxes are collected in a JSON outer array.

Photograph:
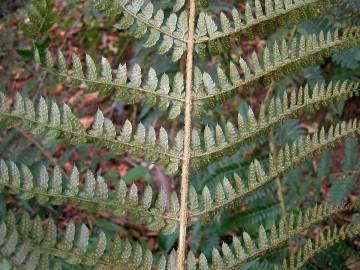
[[192, 119, 359, 218], [185, 202, 358, 270], [0, 93, 183, 175], [191, 80, 359, 169], [20, 0, 57, 37], [36, 50, 185, 119], [0, 210, 166, 270], [195, 0, 341, 50], [0, 255, 63, 270], [278, 224, 360, 270], [0, 160, 179, 234], [90, 0, 188, 62], [193, 27, 360, 112]]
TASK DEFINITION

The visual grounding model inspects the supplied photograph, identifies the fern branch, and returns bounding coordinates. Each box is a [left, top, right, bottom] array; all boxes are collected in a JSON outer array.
[[36, 50, 185, 118], [178, 0, 197, 269], [0, 160, 179, 233], [193, 27, 360, 110], [0, 211, 166, 270], [0, 93, 182, 175], [90, 0, 188, 62], [192, 119, 359, 218], [278, 224, 360, 270], [191, 80, 359, 169], [186, 202, 358, 270], [195, 0, 341, 44]]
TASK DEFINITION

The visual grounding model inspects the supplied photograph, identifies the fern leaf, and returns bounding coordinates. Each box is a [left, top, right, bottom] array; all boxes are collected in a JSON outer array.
[[0, 210, 167, 270], [195, 0, 342, 50], [278, 224, 360, 270], [0, 93, 182, 175], [36, 50, 185, 118], [0, 160, 179, 234], [185, 202, 358, 269], [90, 0, 188, 62], [192, 119, 359, 218], [191, 80, 360, 169], [193, 27, 360, 112], [6, 1, 360, 269]]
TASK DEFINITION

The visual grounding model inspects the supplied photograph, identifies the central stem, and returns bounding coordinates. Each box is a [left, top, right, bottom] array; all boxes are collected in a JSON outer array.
[[177, 0, 196, 269]]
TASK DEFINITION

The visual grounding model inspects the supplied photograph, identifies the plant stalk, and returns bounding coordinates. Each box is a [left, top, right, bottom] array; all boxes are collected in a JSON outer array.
[[177, 0, 196, 268]]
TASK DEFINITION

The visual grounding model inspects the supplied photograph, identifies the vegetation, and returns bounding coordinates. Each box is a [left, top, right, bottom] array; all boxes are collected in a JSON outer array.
[[0, 0, 359, 269]]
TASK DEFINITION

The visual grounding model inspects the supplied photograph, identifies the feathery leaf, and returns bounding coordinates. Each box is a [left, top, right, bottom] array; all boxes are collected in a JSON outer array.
[[193, 119, 359, 218], [192, 80, 359, 169], [36, 50, 185, 118], [91, 0, 188, 61], [0, 93, 182, 175], [193, 27, 360, 111], [0, 160, 179, 233]]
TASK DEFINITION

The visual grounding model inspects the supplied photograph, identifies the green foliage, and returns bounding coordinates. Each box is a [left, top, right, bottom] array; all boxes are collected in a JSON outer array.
[[20, 0, 57, 37], [90, 0, 188, 61], [1, 0, 359, 269], [279, 223, 360, 270], [191, 80, 360, 169], [188, 202, 358, 270], [0, 210, 163, 269], [193, 27, 360, 113], [0, 159, 179, 234], [0, 93, 182, 175], [193, 119, 359, 220], [36, 49, 185, 118], [195, 0, 343, 53]]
